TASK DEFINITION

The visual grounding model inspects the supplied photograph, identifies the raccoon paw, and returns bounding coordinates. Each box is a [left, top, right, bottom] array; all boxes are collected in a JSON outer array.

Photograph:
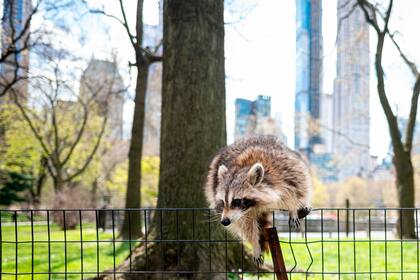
[[253, 254, 264, 265], [289, 216, 301, 229], [298, 206, 312, 219]]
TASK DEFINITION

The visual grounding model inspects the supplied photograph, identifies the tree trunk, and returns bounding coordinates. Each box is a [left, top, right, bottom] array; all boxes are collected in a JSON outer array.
[[393, 150, 417, 239], [95, 1, 257, 279], [121, 60, 149, 240], [29, 156, 48, 209]]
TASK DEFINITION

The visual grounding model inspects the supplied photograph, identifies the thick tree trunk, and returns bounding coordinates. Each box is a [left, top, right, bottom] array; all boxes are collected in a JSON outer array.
[[95, 1, 257, 279], [121, 60, 149, 240], [394, 150, 417, 239]]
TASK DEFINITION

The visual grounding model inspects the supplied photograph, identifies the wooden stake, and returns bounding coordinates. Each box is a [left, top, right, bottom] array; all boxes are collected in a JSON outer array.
[[265, 227, 288, 280]]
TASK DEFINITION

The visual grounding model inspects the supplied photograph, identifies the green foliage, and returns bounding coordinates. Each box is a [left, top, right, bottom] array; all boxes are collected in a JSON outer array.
[[107, 156, 159, 207], [0, 104, 43, 176], [0, 171, 34, 205], [311, 175, 330, 207]]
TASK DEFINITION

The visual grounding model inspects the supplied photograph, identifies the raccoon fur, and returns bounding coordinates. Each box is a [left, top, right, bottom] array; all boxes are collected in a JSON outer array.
[[204, 135, 312, 264]]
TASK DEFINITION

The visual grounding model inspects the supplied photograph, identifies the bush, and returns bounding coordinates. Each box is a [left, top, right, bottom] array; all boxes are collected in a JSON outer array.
[[51, 188, 94, 230]]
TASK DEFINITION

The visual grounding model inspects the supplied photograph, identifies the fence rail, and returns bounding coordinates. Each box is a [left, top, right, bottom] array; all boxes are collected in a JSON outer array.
[[0, 208, 419, 279]]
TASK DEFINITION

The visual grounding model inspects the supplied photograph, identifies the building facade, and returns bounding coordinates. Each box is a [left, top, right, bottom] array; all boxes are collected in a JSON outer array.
[[1, 0, 33, 99], [332, 0, 370, 180], [80, 59, 125, 139], [295, 0, 323, 159], [234, 95, 286, 142]]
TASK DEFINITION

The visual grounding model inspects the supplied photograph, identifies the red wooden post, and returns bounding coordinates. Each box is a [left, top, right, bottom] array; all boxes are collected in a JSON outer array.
[[265, 227, 288, 280]]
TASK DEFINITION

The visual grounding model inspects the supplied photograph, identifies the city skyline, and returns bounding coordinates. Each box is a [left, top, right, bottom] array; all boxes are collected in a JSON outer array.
[[3, 0, 419, 162]]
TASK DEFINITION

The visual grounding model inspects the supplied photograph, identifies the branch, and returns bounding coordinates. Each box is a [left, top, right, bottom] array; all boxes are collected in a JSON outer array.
[[11, 90, 52, 159], [82, 0, 137, 49], [64, 112, 108, 183], [357, 0, 381, 34], [357, 0, 403, 151], [388, 32, 419, 77], [404, 77, 420, 152]]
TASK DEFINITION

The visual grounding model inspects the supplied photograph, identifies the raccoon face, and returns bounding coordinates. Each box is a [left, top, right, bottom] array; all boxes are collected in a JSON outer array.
[[214, 163, 264, 226]]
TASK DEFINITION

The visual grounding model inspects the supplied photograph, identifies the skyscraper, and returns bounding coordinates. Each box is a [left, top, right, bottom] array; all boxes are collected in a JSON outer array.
[[234, 95, 277, 141], [1, 0, 33, 98], [80, 59, 125, 139], [333, 0, 370, 180], [295, 0, 323, 159]]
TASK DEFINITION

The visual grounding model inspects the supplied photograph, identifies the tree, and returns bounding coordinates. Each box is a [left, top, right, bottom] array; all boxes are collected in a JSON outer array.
[[94, 1, 258, 279], [0, 104, 47, 207], [0, 171, 33, 205], [86, 0, 163, 239], [336, 177, 370, 207], [311, 176, 330, 207], [11, 55, 119, 192], [355, 0, 419, 238]]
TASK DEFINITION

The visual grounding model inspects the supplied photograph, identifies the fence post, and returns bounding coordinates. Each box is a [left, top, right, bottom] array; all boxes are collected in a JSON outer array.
[[265, 227, 288, 280], [346, 199, 350, 237]]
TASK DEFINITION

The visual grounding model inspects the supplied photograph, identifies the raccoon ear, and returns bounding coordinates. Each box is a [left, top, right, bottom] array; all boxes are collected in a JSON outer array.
[[247, 163, 264, 185], [217, 165, 228, 181]]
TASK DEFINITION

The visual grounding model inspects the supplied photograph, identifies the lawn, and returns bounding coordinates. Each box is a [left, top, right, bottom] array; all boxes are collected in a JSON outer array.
[[1, 221, 419, 280], [1, 222, 134, 280]]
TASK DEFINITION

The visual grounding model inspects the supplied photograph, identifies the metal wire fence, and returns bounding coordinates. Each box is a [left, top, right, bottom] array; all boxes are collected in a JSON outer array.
[[0, 208, 419, 279]]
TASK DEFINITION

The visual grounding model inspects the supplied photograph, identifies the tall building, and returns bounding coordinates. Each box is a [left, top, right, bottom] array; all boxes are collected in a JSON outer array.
[[234, 95, 285, 142], [0, 0, 33, 98], [235, 98, 254, 139], [333, 0, 370, 180], [295, 0, 323, 159], [320, 93, 333, 153], [80, 59, 125, 139]]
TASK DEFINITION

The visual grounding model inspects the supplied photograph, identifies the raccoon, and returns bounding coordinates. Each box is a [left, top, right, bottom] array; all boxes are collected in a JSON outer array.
[[204, 136, 312, 264]]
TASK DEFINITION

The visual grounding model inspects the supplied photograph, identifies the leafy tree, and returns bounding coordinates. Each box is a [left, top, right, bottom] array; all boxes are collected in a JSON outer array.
[[0, 171, 34, 206], [336, 177, 370, 207], [0, 105, 46, 207], [311, 176, 330, 207]]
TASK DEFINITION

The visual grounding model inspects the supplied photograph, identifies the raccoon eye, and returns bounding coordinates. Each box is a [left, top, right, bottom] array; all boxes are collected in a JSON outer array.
[[231, 198, 242, 208], [242, 198, 256, 209]]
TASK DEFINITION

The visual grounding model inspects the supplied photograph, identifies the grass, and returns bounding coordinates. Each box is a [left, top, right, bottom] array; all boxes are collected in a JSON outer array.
[[1, 221, 419, 280], [1, 222, 134, 280]]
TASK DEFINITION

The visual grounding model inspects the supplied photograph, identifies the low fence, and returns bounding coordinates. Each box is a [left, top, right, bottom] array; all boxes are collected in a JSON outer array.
[[0, 208, 419, 279]]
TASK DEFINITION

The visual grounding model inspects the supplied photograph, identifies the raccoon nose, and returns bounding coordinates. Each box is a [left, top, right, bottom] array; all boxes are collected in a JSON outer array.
[[221, 218, 231, 226]]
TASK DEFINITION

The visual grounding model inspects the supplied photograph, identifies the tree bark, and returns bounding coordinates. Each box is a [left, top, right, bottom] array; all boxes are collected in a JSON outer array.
[[121, 59, 149, 240], [394, 149, 417, 238], [95, 1, 257, 279]]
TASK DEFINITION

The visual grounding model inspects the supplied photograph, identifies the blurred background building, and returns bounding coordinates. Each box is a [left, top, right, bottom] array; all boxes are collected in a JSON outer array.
[[332, 0, 370, 180], [234, 95, 286, 143], [295, 0, 323, 159], [80, 59, 125, 139], [0, 0, 33, 100]]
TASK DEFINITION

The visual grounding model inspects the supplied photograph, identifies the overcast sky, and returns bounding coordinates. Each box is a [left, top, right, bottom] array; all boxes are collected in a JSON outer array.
[[80, 0, 420, 160]]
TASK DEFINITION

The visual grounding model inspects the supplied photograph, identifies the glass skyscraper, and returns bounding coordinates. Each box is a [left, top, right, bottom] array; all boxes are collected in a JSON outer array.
[[234, 95, 272, 140], [295, 0, 323, 158]]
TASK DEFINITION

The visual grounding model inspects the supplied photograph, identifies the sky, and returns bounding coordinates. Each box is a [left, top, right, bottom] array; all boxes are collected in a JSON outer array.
[[77, 0, 420, 160]]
